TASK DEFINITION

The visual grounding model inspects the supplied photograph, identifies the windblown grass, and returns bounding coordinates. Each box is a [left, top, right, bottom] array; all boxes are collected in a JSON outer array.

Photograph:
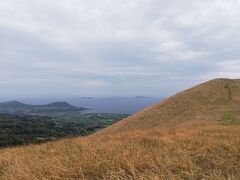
[[0, 124, 239, 179]]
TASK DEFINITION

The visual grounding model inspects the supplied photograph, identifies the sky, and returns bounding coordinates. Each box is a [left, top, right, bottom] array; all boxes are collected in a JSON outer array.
[[0, 0, 240, 98]]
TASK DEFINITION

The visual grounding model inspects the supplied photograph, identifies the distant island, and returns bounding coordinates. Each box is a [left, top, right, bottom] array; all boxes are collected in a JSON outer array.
[[134, 96, 160, 99], [0, 101, 87, 114], [77, 97, 94, 99]]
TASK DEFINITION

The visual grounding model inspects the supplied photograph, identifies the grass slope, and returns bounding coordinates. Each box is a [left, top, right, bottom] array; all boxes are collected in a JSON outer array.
[[0, 78, 240, 179], [99, 78, 240, 133]]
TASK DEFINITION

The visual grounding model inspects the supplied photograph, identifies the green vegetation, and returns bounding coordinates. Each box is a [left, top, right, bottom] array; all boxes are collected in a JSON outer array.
[[0, 112, 128, 147], [220, 111, 240, 125]]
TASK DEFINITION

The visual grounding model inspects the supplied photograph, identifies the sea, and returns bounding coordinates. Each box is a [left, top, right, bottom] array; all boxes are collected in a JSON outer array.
[[2, 97, 164, 114]]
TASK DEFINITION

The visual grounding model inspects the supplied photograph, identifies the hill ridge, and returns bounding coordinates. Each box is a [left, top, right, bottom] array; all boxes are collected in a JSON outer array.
[[0, 101, 30, 108]]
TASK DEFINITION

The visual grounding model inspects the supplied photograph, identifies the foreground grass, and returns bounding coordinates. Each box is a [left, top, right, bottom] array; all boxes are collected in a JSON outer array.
[[0, 124, 239, 179]]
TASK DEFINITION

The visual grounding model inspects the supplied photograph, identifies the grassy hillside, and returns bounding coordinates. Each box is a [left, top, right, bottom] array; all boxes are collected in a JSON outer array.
[[0, 79, 240, 179], [100, 78, 240, 133]]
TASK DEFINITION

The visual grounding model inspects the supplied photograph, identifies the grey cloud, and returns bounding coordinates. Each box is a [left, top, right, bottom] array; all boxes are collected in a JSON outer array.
[[0, 0, 240, 97]]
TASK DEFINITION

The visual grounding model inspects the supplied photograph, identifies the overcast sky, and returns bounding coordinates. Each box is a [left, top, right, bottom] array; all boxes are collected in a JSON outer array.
[[0, 0, 240, 98]]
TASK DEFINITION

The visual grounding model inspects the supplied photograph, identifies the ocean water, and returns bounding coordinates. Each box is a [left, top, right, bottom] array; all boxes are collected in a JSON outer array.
[[4, 97, 164, 114], [68, 97, 164, 114]]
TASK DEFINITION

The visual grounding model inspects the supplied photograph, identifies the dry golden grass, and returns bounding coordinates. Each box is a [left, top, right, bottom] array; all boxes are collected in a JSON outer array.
[[1, 78, 240, 179], [100, 78, 240, 133], [0, 124, 240, 179]]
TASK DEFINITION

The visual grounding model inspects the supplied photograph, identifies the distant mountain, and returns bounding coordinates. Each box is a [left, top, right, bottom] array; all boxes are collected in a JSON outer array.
[[0, 101, 86, 114], [0, 101, 31, 108], [36, 102, 75, 108]]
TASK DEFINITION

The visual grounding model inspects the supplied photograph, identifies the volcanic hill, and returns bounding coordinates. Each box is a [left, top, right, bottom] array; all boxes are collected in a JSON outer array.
[[100, 78, 240, 133]]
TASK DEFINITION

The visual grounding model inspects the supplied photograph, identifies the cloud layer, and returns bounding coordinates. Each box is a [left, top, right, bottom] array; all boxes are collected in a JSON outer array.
[[1, 0, 240, 97]]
